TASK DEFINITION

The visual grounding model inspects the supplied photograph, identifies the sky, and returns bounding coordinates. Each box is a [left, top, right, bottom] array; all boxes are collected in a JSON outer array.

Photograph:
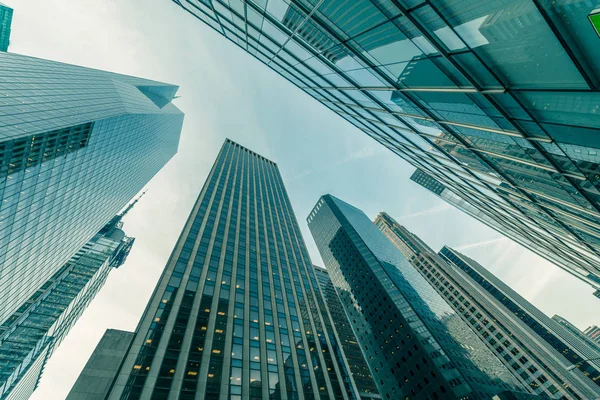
[[3, 0, 599, 398]]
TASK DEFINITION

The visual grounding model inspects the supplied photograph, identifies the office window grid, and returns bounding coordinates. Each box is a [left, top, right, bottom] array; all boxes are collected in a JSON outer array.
[[0, 51, 183, 327], [114, 140, 359, 400], [374, 212, 600, 399], [173, 0, 600, 290], [308, 195, 523, 400]]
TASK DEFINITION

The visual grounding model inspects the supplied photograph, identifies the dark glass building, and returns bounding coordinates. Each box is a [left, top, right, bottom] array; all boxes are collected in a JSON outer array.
[[0, 51, 183, 328], [0, 3, 11, 52], [0, 207, 136, 400], [104, 140, 363, 400], [307, 195, 524, 399], [313, 266, 381, 399], [171, 0, 600, 294], [375, 211, 600, 399]]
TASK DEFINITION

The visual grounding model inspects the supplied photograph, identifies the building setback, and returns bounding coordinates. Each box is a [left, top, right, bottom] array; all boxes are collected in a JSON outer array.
[[170, 0, 600, 295], [0, 206, 136, 400], [0, 51, 183, 327], [102, 140, 363, 399], [308, 195, 524, 400], [375, 211, 600, 399], [313, 266, 381, 399]]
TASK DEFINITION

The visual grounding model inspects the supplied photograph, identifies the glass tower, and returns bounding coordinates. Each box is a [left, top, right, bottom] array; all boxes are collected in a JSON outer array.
[[106, 139, 362, 400], [0, 3, 11, 52], [552, 315, 600, 353], [170, 0, 600, 293], [0, 51, 183, 327], [313, 266, 380, 399], [307, 195, 524, 399], [375, 211, 600, 399], [0, 208, 136, 400]]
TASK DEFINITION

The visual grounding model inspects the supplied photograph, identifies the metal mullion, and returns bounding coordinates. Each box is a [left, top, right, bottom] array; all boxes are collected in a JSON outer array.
[[416, 0, 600, 215], [321, 97, 538, 141], [313, 86, 504, 94], [287, 0, 582, 247], [530, 0, 596, 90], [243, 1, 249, 51], [267, 0, 324, 64], [246, 0, 599, 267]]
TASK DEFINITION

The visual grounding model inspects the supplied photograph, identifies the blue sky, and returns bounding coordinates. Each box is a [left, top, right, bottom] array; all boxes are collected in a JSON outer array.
[[4, 0, 598, 398]]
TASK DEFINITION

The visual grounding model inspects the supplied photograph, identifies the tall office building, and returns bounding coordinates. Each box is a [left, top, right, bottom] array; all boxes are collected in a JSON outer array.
[[171, 0, 600, 294], [307, 195, 524, 399], [375, 211, 600, 399], [0, 51, 183, 327], [585, 326, 600, 345], [103, 139, 362, 399], [0, 205, 136, 400], [313, 266, 380, 399], [553, 315, 600, 353], [0, 3, 11, 52], [67, 329, 136, 400]]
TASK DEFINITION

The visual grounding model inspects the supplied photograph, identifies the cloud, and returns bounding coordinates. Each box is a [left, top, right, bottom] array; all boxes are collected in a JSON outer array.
[[454, 237, 508, 251], [400, 203, 453, 219], [288, 145, 385, 181]]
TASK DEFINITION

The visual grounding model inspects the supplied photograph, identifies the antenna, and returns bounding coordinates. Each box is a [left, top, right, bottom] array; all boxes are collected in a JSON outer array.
[[118, 190, 147, 219]]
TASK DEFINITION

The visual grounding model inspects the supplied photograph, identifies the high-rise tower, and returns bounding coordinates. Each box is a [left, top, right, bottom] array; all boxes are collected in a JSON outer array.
[[375, 211, 600, 399], [170, 0, 600, 294], [307, 195, 524, 399], [103, 140, 362, 400], [0, 51, 183, 326], [0, 204, 137, 400], [0, 3, 12, 52], [313, 266, 380, 399]]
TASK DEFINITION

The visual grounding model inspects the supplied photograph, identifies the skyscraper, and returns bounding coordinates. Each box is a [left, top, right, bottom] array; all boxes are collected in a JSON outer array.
[[307, 195, 524, 399], [552, 315, 600, 353], [170, 0, 600, 294], [313, 266, 380, 399], [0, 3, 12, 52], [0, 51, 183, 327], [67, 329, 136, 400], [0, 205, 136, 400], [584, 326, 600, 346], [102, 139, 362, 399], [375, 211, 600, 399]]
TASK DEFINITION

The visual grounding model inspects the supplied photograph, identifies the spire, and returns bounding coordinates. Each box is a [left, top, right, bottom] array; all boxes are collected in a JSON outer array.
[[118, 190, 147, 219]]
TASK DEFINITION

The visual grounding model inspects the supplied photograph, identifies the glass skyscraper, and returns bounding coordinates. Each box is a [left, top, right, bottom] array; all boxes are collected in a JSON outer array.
[[0, 3, 12, 52], [308, 195, 524, 399], [375, 211, 600, 399], [170, 0, 600, 293], [552, 315, 600, 353], [0, 207, 136, 400], [313, 266, 380, 399], [104, 139, 363, 400], [0, 51, 183, 327]]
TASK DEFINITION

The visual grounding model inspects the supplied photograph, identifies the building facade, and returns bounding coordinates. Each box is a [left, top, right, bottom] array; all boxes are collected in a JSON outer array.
[[313, 266, 380, 399], [375, 211, 600, 399], [0, 209, 136, 400], [308, 195, 524, 400], [104, 140, 362, 400], [0, 3, 11, 52], [67, 329, 136, 400], [0, 51, 183, 327], [170, 0, 600, 294], [552, 315, 600, 353]]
